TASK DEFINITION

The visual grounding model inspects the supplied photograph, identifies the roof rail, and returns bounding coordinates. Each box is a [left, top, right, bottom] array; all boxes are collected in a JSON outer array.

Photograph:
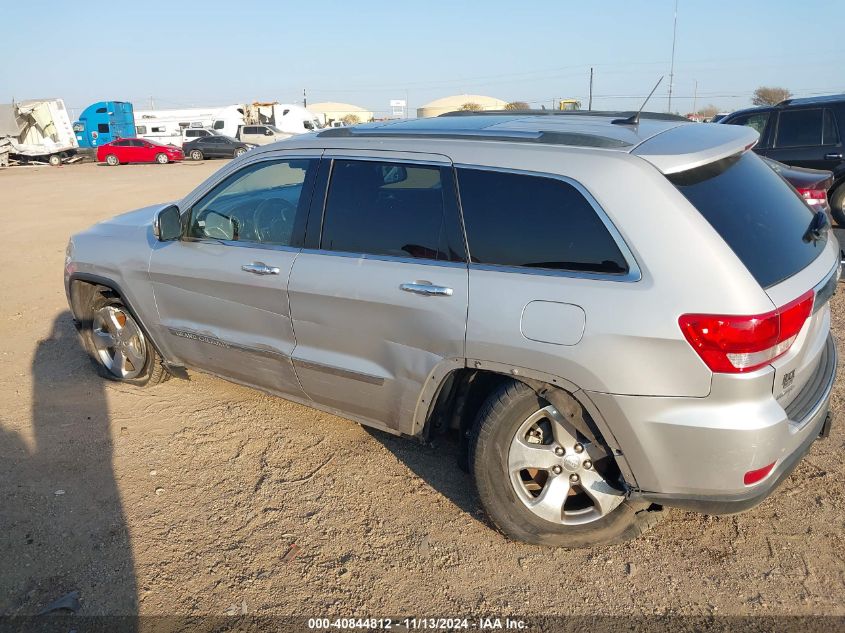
[[316, 125, 632, 149], [776, 93, 845, 107], [438, 109, 689, 122]]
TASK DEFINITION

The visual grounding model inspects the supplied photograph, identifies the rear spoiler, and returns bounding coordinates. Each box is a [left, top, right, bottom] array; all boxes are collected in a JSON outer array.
[[632, 123, 759, 175]]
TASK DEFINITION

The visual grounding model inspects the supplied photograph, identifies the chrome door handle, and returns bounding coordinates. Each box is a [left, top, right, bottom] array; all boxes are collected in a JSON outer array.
[[241, 262, 280, 275], [825, 152, 843, 160], [400, 281, 453, 297]]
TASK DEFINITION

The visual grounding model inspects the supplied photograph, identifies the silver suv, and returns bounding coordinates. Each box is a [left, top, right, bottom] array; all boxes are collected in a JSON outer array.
[[65, 112, 839, 547]]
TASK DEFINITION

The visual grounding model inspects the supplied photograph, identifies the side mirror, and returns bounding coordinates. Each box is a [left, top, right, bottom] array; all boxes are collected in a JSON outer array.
[[153, 204, 182, 241]]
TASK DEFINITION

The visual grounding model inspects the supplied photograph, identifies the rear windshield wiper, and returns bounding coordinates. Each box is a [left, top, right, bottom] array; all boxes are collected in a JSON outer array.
[[803, 210, 830, 244]]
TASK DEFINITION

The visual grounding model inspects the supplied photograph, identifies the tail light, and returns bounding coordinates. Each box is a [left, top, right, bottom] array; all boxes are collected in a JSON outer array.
[[797, 188, 828, 206], [679, 290, 814, 373]]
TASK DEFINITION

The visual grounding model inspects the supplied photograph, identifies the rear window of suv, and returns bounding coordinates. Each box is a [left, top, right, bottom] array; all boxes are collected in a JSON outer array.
[[668, 151, 824, 289]]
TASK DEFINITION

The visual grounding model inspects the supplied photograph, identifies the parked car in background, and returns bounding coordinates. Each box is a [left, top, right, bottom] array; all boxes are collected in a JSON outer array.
[[66, 113, 838, 547], [720, 94, 845, 224], [96, 138, 183, 165], [183, 135, 254, 161], [709, 113, 730, 123], [763, 157, 833, 220], [236, 124, 291, 146]]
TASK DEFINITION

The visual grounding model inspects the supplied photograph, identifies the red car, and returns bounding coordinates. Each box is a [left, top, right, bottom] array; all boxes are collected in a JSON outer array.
[[96, 138, 183, 166]]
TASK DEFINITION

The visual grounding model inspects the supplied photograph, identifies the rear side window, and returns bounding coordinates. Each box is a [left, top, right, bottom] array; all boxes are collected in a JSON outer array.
[[321, 159, 463, 261], [669, 152, 823, 288], [456, 168, 628, 274], [775, 108, 836, 148]]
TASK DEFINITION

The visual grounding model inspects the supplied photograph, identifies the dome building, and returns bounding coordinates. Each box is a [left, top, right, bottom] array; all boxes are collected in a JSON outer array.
[[308, 102, 373, 126], [416, 94, 508, 118]]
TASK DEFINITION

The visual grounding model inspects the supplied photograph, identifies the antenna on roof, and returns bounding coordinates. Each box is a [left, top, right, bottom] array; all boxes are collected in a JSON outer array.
[[612, 76, 664, 126]]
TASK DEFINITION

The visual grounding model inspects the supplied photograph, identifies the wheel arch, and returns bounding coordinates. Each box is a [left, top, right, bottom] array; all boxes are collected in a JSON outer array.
[[415, 359, 638, 487], [67, 273, 180, 374]]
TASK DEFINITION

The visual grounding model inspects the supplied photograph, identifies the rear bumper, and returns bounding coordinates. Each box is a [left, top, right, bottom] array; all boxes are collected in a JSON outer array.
[[588, 334, 837, 514]]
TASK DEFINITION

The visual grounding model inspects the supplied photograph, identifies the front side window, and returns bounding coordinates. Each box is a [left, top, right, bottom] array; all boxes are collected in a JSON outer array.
[[776, 109, 825, 148], [726, 112, 771, 145], [188, 159, 317, 246], [456, 168, 628, 274], [321, 159, 460, 261]]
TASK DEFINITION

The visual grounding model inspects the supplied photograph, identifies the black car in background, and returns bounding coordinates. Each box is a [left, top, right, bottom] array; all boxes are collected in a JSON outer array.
[[182, 135, 254, 161], [720, 94, 845, 224]]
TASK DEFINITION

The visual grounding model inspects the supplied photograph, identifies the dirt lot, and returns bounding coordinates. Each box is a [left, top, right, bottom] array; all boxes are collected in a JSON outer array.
[[1, 161, 845, 622]]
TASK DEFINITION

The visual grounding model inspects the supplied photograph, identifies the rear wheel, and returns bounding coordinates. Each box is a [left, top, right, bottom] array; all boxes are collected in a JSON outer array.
[[470, 380, 661, 547], [831, 184, 845, 226], [155, 153, 169, 164], [48, 154, 62, 167], [105, 154, 119, 166], [84, 294, 168, 387], [190, 149, 203, 161]]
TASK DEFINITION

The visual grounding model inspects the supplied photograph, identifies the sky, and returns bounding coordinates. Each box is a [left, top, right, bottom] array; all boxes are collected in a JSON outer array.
[[1, 0, 843, 119]]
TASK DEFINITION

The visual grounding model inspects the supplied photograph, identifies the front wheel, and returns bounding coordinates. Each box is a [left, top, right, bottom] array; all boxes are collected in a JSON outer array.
[[830, 185, 845, 226], [234, 147, 247, 158], [190, 149, 203, 161], [470, 380, 661, 547], [84, 295, 168, 387], [48, 154, 62, 167], [155, 153, 169, 164]]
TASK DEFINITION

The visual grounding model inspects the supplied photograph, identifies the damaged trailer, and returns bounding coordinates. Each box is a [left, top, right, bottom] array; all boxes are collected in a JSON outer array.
[[0, 99, 81, 167]]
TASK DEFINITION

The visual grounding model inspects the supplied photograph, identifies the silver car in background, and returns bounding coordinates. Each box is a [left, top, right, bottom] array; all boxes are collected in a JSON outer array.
[[65, 112, 838, 547]]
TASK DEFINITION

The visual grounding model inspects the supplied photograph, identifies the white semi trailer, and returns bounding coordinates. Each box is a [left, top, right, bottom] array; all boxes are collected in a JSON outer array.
[[0, 99, 80, 166]]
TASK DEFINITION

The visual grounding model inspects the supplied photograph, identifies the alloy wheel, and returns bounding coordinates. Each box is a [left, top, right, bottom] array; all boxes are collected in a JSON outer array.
[[508, 405, 624, 525], [91, 306, 147, 380]]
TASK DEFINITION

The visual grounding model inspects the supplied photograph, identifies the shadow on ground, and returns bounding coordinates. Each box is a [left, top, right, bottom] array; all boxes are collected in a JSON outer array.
[[368, 427, 486, 520], [0, 312, 136, 623]]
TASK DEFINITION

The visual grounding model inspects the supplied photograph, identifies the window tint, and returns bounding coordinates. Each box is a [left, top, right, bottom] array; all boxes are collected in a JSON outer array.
[[669, 152, 823, 288], [188, 159, 317, 246], [243, 126, 258, 135], [97, 123, 109, 133], [456, 169, 628, 274], [129, 140, 145, 147], [112, 140, 129, 147], [776, 109, 824, 148], [321, 160, 459, 261]]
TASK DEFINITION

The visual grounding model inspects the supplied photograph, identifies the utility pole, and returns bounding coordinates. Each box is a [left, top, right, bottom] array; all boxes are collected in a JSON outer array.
[[667, 0, 678, 113], [303, 88, 307, 108], [692, 79, 698, 116], [588, 67, 594, 111]]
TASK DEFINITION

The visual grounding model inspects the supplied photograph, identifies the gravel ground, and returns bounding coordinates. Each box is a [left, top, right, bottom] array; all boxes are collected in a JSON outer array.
[[1, 162, 844, 622]]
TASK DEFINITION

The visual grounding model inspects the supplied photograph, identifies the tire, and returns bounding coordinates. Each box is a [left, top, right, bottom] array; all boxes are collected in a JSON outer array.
[[105, 154, 119, 166], [234, 147, 247, 158], [48, 154, 62, 167], [155, 153, 169, 164], [190, 149, 203, 161], [83, 293, 168, 387], [469, 379, 661, 547], [830, 184, 845, 227]]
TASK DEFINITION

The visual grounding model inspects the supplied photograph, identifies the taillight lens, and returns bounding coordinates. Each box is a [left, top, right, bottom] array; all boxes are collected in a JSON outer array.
[[797, 188, 828, 206], [679, 290, 814, 373], [744, 462, 776, 485]]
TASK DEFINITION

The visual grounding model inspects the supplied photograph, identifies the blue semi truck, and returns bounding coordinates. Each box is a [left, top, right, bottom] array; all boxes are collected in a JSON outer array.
[[72, 101, 136, 148]]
